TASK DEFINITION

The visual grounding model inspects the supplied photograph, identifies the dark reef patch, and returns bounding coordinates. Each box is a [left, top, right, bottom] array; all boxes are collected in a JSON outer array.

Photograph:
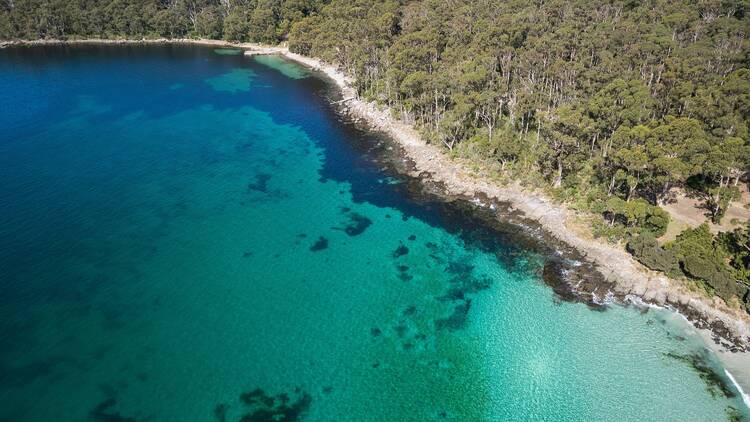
[[236, 387, 311, 422], [309, 236, 328, 252], [333, 211, 372, 236], [426, 258, 493, 330], [392, 243, 409, 258], [241, 388, 276, 407], [436, 299, 472, 331], [726, 406, 743, 422], [247, 174, 272, 194], [394, 321, 409, 338], [445, 261, 474, 276], [213, 403, 230, 422], [671, 302, 749, 352], [0, 354, 80, 388], [89, 397, 136, 422], [396, 264, 413, 282], [541, 260, 579, 304], [541, 259, 610, 310], [438, 275, 491, 302], [663, 352, 736, 399]]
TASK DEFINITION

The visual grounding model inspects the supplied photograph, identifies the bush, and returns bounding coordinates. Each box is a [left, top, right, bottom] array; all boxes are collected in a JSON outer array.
[[603, 197, 670, 237], [591, 219, 628, 243], [627, 225, 749, 313], [673, 224, 741, 306], [627, 233, 681, 276]]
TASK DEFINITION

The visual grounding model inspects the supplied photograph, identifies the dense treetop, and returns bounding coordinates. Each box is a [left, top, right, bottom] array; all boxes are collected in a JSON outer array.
[[2, 0, 749, 310]]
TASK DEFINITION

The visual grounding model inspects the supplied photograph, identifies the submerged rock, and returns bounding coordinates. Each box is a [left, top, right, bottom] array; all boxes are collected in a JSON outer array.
[[310, 236, 328, 252], [436, 299, 472, 331], [247, 173, 272, 194], [392, 243, 409, 258], [333, 211, 373, 236], [345, 213, 372, 236], [237, 387, 311, 422], [445, 261, 474, 275], [663, 352, 736, 399], [89, 397, 136, 422], [397, 272, 413, 282], [213, 403, 229, 422], [403, 305, 417, 316]]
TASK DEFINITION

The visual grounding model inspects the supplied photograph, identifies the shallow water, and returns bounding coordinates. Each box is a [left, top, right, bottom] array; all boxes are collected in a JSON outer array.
[[0, 44, 747, 421]]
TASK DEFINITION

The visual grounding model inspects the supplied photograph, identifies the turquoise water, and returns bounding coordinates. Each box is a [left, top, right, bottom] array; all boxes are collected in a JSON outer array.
[[0, 45, 747, 421]]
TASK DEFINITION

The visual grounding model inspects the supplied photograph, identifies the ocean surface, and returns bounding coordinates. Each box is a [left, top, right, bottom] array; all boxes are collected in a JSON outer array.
[[0, 44, 748, 421]]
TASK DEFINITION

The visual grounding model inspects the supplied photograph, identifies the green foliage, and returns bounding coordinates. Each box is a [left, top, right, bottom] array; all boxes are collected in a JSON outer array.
[[591, 218, 629, 244], [0, 0, 322, 42], [603, 197, 670, 237], [673, 224, 741, 306], [707, 186, 740, 224], [718, 223, 750, 285], [248, 2, 279, 44], [194, 6, 222, 39], [627, 224, 749, 312], [627, 233, 680, 276], [222, 8, 250, 42], [3, 0, 749, 310]]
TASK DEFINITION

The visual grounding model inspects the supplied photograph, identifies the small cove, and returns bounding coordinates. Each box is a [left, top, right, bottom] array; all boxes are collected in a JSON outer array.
[[0, 44, 748, 421]]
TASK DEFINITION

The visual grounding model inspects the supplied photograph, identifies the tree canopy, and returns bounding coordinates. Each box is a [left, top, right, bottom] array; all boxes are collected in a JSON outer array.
[[2, 0, 749, 310]]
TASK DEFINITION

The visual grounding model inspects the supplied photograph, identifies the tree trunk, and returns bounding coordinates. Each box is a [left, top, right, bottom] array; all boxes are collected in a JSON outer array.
[[627, 182, 637, 202], [658, 182, 670, 205], [607, 173, 616, 196], [553, 157, 563, 188]]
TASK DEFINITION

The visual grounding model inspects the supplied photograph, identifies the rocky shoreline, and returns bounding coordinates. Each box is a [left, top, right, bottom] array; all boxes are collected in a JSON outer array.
[[268, 46, 750, 345], [4, 37, 749, 396], [244, 43, 750, 398]]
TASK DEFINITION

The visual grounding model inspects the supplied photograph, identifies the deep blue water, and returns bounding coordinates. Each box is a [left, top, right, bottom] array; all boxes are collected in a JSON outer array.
[[0, 44, 748, 421]]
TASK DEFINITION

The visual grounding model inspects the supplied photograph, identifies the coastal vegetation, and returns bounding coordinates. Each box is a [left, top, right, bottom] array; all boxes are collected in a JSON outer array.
[[2, 0, 748, 311]]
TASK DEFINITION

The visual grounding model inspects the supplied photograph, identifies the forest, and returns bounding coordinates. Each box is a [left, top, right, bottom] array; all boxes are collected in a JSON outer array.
[[2, 0, 749, 312]]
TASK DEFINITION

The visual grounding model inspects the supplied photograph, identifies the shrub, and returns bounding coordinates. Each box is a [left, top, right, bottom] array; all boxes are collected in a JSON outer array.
[[591, 219, 628, 243], [673, 224, 740, 305], [627, 233, 681, 276], [603, 197, 670, 237]]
